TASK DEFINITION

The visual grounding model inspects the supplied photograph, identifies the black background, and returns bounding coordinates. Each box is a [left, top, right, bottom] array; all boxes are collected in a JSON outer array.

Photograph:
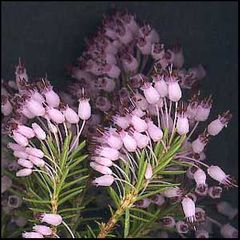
[[1, 0, 238, 223]]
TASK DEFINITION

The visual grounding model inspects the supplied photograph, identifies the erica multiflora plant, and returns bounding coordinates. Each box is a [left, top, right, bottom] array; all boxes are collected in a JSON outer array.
[[64, 9, 238, 238], [1, 60, 93, 238], [1, 9, 238, 239]]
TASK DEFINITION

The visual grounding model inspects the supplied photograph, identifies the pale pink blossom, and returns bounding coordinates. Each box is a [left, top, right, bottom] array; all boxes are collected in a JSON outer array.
[[40, 213, 62, 226], [92, 175, 114, 186], [16, 168, 32, 177]]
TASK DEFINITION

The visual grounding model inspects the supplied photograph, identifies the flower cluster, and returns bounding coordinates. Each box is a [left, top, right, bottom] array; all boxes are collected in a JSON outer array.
[[1, 9, 238, 239]]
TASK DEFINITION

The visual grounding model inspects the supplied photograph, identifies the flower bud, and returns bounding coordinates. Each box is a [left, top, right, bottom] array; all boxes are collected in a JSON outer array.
[[12, 132, 29, 147], [142, 83, 160, 104], [147, 120, 163, 142], [163, 187, 182, 198], [8, 142, 25, 151], [131, 115, 148, 132], [113, 115, 130, 129], [40, 213, 62, 226], [92, 156, 113, 167], [133, 131, 150, 149], [181, 197, 196, 223], [28, 155, 45, 167], [33, 225, 53, 236], [133, 93, 148, 110], [193, 168, 206, 185], [154, 78, 168, 98], [207, 119, 224, 136], [16, 168, 32, 177], [46, 107, 65, 124], [17, 159, 34, 169], [62, 106, 79, 124], [44, 89, 60, 108], [26, 98, 45, 117], [90, 162, 112, 175], [97, 147, 120, 161], [26, 147, 44, 158], [16, 125, 35, 139], [32, 123, 46, 140], [22, 232, 44, 238], [120, 131, 137, 152], [145, 163, 153, 180], [176, 116, 189, 135], [92, 175, 114, 187], [168, 81, 182, 102], [13, 150, 28, 159], [207, 165, 231, 186], [47, 121, 58, 133], [78, 98, 91, 120], [1, 96, 13, 116], [192, 138, 205, 154], [106, 132, 123, 150], [220, 224, 238, 238]]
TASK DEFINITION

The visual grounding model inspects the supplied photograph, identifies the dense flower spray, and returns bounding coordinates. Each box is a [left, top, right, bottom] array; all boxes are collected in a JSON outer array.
[[1, 9, 238, 239]]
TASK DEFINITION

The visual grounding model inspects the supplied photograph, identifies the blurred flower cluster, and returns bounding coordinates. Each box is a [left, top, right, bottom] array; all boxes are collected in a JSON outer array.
[[1, 9, 238, 238]]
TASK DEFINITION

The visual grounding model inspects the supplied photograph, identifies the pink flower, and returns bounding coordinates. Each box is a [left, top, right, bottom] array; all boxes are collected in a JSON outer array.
[[46, 107, 65, 124], [90, 162, 112, 175], [145, 163, 153, 180], [181, 197, 196, 223], [1, 95, 13, 116], [154, 77, 168, 98], [44, 89, 60, 108], [131, 115, 148, 132], [12, 132, 29, 147], [40, 213, 62, 226], [142, 82, 160, 105], [120, 131, 137, 152], [26, 147, 44, 158], [32, 123, 46, 140], [112, 115, 130, 129], [97, 147, 120, 161], [13, 150, 28, 159], [26, 98, 45, 117], [62, 106, 79, 124], [16, 125, 35, 139], [22, 232, 44, 238], [92, 175, 114, 187], [92, 156, 113, 167], [147, 120, 163, 142], [7, 142, 25, 151], [17, 159, 34, 169], [207, 165, 235, 187], [176, 116, 189, 135], [16, 168, 32, 177], [78, 98, 91, 120], [207, 186, 222, 199], [133, 131, 150, 149], [168, 81, 182, 102], [33, 225, 52, 236], [28, 155, 45, 167]]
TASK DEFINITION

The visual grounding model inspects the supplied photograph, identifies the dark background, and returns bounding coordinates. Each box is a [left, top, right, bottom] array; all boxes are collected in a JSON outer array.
[[1, 0, 238, 223]]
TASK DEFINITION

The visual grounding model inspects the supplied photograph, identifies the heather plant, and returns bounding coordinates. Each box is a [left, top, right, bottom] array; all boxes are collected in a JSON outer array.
[[1, 9, 238, 238]]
